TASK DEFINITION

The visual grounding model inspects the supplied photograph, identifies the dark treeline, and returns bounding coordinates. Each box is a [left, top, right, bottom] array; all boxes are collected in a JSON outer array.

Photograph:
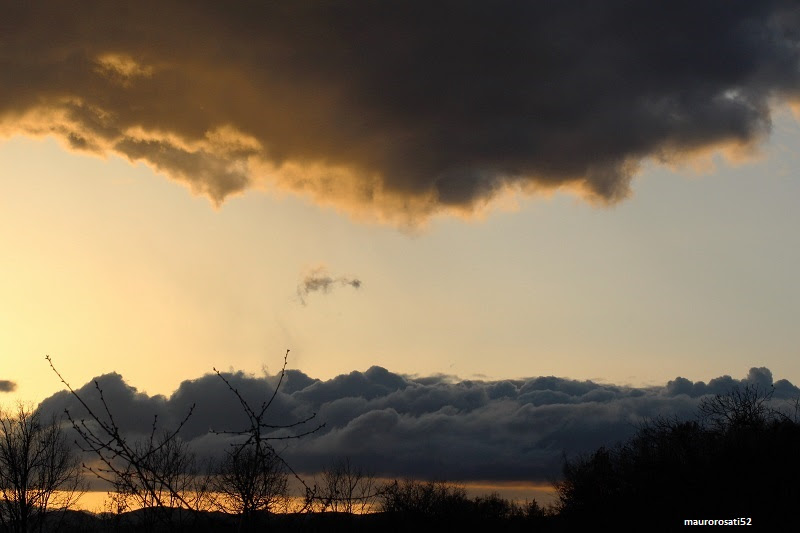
[[2, 358, 798, 532], [556, 384, 800, 530]]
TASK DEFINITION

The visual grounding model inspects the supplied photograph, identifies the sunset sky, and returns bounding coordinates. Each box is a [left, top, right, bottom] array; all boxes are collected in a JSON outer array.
[[2, 0, 800, 497], [3, 115, 800, 407]]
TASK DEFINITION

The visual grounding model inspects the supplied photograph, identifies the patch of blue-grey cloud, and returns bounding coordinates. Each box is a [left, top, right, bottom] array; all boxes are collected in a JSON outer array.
[[297, 267, 362, 305]]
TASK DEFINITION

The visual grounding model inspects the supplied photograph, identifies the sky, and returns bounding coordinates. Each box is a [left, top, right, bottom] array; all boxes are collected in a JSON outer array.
[[2, 0, 800, 497]]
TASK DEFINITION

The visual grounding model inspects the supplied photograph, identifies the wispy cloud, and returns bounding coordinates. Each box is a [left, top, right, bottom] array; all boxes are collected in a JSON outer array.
[[297, 267, 362, 305], [3, 2, 800, 223]]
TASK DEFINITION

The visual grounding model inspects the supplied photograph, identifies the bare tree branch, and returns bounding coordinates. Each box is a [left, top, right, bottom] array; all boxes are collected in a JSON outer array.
[[45, 355, 200, 524], [210, 350, 325, 529]]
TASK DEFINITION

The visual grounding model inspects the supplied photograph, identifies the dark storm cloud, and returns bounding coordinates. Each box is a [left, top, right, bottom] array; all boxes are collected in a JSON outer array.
[[297, 268, 362, 305], [0, 380, 17, 392], [664, 366, 800, 398], [37, 365, 798, 484], [3, 1, 799, 222]]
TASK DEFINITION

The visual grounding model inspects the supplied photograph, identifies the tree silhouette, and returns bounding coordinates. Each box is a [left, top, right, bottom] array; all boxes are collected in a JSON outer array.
[[46, 355, 200, 527], [107, 431, 211, 531], [0, 404, 84, 533], [211, 443, 288, 520], [210, 349, 324, 531], [314, 457, 378, 514], [698, 383, 784, 431], [47, 351, 323, 532], [379, 479, 548, 531], [380, 479, 471, 524], [556, 384, 800, 529]]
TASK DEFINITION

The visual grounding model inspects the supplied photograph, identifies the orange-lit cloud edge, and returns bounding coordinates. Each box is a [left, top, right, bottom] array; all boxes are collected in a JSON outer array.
[[0, 102, 779, 231]]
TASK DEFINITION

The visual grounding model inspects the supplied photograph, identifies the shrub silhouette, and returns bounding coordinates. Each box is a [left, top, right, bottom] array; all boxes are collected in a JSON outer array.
[[380, 479, 471, 521], [379, 479, 549, 531]]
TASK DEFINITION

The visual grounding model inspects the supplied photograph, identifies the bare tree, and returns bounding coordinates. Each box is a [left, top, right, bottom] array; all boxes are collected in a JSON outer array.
[[110, 431, 210, 511], [315, 457, 378, 514], [45, 356, 199, 520], [211, 443, 289, 518], [210, 349, 324, 530], [46, 350, 321, 531], [698, 383, 785, 432], [107, 431, 213, 531], [0, 404, 84, 533]]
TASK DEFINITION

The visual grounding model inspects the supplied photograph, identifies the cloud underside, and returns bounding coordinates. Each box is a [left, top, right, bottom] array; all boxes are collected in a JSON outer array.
[[0, 380, 17, 393], [3, 1, 800, 223], [38, 365, 798, 484]]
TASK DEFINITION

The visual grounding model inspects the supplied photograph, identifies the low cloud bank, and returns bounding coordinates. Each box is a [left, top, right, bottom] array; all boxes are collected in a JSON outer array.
[[39, 365, 799, 483]]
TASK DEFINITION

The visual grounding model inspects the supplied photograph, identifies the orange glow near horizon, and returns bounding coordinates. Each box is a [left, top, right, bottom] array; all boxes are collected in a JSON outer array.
[[66, 480, 558, 515]]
